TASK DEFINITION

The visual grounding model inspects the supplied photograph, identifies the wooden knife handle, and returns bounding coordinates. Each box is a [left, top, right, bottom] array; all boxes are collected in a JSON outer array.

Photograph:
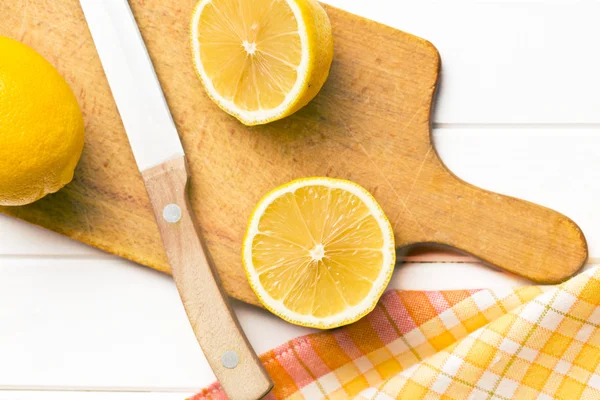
[[424, 174, 588, 283], [142, 156, 272, 400]]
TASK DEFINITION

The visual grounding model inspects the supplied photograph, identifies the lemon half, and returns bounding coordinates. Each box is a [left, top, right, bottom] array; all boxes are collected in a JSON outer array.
[[243, 178, 396, 329], [190, 0, 333, 125]]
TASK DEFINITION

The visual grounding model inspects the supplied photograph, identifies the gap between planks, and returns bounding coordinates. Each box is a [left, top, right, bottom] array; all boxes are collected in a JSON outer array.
[[433, 123, 600, 130], [0, 386, 196, 393], [1, 254, 600, 265]]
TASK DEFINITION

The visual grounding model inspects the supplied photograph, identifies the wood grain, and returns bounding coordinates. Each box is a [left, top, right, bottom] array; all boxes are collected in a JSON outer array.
[[142, 156, 271, 400], [0, 0, 587, 306]]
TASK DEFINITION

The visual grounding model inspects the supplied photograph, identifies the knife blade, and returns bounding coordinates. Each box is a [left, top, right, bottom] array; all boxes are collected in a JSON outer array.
[[79, 0, 182, 171], [79, 1, 272, 398]]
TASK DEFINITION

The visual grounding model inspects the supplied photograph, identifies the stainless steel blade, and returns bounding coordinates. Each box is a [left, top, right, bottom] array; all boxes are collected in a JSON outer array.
[[80, 0, 184, 172]]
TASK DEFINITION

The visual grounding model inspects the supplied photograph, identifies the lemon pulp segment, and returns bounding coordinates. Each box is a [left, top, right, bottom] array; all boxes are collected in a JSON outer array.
[[198, 0, 302, 111]]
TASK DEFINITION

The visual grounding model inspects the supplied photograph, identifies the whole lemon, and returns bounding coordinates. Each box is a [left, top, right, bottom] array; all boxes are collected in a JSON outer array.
[[0, 36, 84, 206]]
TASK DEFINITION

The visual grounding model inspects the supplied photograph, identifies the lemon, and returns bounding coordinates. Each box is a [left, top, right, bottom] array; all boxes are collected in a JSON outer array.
[[190, 0, 333, 126], [243, 178, 396, 329], [0, 36, 84, 206]]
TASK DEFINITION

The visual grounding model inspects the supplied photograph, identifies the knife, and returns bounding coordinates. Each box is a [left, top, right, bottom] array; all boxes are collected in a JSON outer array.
[[78, 1, 273, 398]]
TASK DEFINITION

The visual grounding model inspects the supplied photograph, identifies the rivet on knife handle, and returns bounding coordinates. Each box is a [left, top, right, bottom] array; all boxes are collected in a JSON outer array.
[[143, 157, 272, 400]]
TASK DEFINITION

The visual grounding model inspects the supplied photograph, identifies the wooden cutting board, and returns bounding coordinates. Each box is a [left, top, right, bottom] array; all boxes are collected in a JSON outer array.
[[0, 0, 587, 306]]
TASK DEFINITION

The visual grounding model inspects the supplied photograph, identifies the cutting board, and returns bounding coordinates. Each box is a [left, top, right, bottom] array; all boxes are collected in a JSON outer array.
[[0, 0, 587, 306]]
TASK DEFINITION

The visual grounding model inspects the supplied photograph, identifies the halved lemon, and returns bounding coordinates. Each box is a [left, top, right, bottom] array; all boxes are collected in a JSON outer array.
[[190, 0, 333, 126], [243, 178, 396, 329]]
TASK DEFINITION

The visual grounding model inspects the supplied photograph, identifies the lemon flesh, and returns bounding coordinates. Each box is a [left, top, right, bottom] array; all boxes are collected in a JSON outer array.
[[191, 0, 333, 125], [243, 178, 396, 329], [0, 36, 84, 206]]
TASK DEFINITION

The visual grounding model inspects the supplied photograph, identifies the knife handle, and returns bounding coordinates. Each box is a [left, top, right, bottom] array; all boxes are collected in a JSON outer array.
[[142, 156, 273, 400]]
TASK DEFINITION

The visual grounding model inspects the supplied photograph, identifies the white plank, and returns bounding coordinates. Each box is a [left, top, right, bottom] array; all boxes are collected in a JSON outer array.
[[0, 215, 103, 256], [323, 0, 600, 123], [0, 391, 194, 400], [391, 262, 530, 290], [0, 258, 211, 390], [2, 128, 599, 259], [0, 257, 536, 390]]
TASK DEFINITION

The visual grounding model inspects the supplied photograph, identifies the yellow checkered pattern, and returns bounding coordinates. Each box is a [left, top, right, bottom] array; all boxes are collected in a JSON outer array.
[[196, 266, 600, 399]]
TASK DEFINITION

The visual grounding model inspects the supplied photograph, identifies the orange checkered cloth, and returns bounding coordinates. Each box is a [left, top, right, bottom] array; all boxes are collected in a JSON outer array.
[[193, 266, 600, 399]]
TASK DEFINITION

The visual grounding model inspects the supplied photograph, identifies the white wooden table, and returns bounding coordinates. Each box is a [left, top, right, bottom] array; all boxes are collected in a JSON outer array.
[[2, 0, 599, 398]]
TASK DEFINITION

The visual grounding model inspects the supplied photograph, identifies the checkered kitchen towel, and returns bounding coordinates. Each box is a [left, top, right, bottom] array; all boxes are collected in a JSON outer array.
[[193, 266, 600, 399]]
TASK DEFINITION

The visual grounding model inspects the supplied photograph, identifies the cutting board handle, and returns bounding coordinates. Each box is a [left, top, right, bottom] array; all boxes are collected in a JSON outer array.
[[142, 157, 272, 400], [426, 171, 588, 283]]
